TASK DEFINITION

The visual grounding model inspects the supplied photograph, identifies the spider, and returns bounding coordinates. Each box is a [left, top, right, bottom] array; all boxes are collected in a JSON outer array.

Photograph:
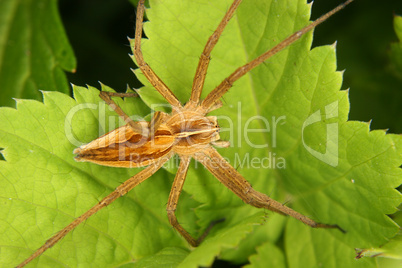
[[18, 0, 353, 266]]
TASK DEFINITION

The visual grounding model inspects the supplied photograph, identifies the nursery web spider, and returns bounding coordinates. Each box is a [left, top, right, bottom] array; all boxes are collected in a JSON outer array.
[[18, 0, 354, 266]]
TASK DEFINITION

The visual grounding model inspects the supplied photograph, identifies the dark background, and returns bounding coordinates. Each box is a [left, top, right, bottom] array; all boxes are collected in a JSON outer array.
[[59, 0, 140, 92], [59, 0, 402, 134]]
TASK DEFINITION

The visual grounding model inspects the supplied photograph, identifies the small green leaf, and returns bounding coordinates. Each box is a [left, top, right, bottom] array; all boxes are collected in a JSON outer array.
[[390, 15, 402, 78], [356, 210, 402, 262], [0, 0, 75, 107], [245, 241, 286, 268], [356, 232, 402, 260], [177, 213, 265, 268], [393, 15, 402, 42]]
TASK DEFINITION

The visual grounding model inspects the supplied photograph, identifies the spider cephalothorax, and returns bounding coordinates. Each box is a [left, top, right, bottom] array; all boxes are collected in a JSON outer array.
[[167, 110, 221, 155]]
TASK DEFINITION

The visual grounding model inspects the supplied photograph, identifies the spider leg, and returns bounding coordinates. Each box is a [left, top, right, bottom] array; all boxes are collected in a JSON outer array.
[[200, 0, 354, 112], [205, 99, 223, 113], [16, 154, 173, 268], [149, 111, 167, 138], [187, 0, 243, 108], [167, 155, 224, 246], [134, 0, 182, 108], [166, 156, 197, 245], [194, 147, 344, 232], [99, 91, 146, 135], [211, 140, 230, 148]]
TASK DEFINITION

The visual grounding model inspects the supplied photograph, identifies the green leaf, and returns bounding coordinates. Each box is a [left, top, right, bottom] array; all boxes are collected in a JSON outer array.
[[130, 247, 189, 268], [355, 211, 402, 264], [356, 231, 402, 260], [245, 241, 286, 268], [0, 0, 401, 267], [177, 213, 265, 268], [133, 0, 402, 266], [390, 15, 402, 78], [0, 86, 186, 267], [0, 0, 75, 107]]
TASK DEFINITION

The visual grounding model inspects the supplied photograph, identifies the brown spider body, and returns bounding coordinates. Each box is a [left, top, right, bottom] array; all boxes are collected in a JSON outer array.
[[73, 122, 173, 167], [74, 109, 221, 165]]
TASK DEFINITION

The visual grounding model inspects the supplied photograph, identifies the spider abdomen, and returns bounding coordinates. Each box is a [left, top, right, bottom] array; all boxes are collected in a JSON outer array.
[[74, 122, 174, 167]]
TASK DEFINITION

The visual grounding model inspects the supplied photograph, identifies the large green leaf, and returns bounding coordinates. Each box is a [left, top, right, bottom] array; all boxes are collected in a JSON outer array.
[[0, 0, 401, 267], [0, 0, 75, 107], [135, 0, 402, 265]]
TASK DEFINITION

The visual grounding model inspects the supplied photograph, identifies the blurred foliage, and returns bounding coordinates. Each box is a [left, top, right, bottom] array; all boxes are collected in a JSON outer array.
[[0, 0, 75, 107]]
